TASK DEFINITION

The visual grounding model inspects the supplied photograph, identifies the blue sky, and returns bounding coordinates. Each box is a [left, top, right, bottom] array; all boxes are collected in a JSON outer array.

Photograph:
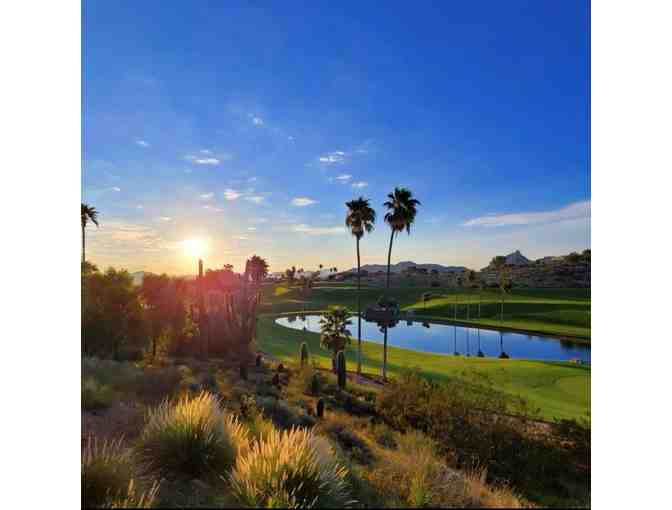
[[83, 0, 590, 275]]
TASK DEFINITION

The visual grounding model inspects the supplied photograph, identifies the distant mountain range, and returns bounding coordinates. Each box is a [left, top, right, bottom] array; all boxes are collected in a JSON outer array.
[[350, 261, 468, 274]]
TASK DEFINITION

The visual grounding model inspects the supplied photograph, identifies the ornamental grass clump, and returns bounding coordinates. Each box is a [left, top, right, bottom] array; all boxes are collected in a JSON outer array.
[[229, 427, 353, 508], [82, 435, 158, 508], [136, 391, 248, 480]]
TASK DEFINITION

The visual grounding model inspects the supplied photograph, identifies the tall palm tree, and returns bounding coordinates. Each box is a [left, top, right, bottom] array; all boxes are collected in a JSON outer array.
[[345, 197, 376, 376], [81, 203, 99, 263], [381, 187, 420, 379]]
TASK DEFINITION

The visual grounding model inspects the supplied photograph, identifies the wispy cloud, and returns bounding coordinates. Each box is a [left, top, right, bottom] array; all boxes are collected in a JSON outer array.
[[200, 149, 212, 155], [291, 224, 345, 235], [462, 200, 591, 227], [247, 227, 257, 231], [199, 192, 214, 200], [185, 155, 220, 165], [336, 174, 352, 182], [318, 151, 346, 164], [202, 204, 223, 212], [351, 181, 368, 189], [245, 195, 265, 204], [135, 140, 150, 147], [224, 189, 242, 201], [111, 186, 121, 192], [291, 197, 318, 207], [158, 216, 173, 222]]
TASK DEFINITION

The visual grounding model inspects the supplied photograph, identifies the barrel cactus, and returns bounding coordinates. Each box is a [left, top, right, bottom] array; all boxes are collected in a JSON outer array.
[[336, 351, 346, 390]]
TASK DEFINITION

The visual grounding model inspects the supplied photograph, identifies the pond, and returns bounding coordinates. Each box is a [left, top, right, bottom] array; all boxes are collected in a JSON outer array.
[[275, 314, 590, 363]]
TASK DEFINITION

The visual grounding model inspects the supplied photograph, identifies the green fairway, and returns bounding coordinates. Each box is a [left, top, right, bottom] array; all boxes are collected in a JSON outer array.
[[260, 283, 590, 340], [257, 283, 591, 421], [257, 314, 590, 421]]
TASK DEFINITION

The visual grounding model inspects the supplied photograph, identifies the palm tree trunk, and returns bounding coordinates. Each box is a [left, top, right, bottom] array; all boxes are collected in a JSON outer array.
[[385, 230, 395, 290], [82, 225, 86, 263], [383, 229, 395, 381], [356, 236, 362, 376], [500, 292, 504, 321]]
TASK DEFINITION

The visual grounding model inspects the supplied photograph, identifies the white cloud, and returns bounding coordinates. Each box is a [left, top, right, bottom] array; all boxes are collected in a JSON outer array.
[[233, 235, 249, 240], [158, 216, 173, 222], [254, 217, 269, 224], [136, 205, 144, 209], [202, 205, 223, 212], [462, 200, 591, 228], [199, 192, 214, 200], [185, 155, 221, 165], [318, 151, 346, 164], [247, 227, 257, 231], [351, 181, 368, 189], [248, 113, 264, 126], [200, 149, 212, 154], [224, 189, 242, 201], [291, 197, 318, 207], [245, 195, 265, 204], [336, 174, 352, 182], [135, 140, 150, 147], [292, 224, 345, 235], [111, 186, 121, 192]]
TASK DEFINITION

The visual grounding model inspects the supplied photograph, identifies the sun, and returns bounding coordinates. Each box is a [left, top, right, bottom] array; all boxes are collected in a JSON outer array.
[[182, 238, 208, 258]]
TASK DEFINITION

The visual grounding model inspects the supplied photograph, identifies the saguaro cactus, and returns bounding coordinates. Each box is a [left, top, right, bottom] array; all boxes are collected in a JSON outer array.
[[336, 350, 347, 390], [219, 283, 259, 360], [316, 398, 325, 418], [300, 342, 309, 367]]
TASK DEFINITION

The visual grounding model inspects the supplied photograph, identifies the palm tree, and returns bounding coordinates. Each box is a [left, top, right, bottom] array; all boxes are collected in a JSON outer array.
[[345, 197, 376, 376], [319, 307, 352, 371], [245, 255, 269, 284], [381, 187, 420, 379], [81, 203, 99, 263]]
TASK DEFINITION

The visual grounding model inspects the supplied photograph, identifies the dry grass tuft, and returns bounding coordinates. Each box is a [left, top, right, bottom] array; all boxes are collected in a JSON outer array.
[[229, 427, 354, 508], [136, 391, 248, 480]]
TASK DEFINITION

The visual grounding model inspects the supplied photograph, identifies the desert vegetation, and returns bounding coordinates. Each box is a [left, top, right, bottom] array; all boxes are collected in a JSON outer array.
[[81, 195, 589, 507]]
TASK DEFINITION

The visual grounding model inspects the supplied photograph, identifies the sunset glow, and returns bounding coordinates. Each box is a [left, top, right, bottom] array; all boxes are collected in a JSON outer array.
[[182, 238, 208, 258]]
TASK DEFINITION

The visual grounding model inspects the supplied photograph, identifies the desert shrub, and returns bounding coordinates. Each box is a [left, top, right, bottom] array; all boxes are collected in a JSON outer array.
[[82, 377, 115, 411], [136, 392, 248, 480], [82, 435, 158, 508], [323, 419, 375, 466], [371, 423, 398, 449], [229, 427, 354, 508], [256, 396, 315, 430], [131, 366, 184, 402], [376, 369, 587, 504]]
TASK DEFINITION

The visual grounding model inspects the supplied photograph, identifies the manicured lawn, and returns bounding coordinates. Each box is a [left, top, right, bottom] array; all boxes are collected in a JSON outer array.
[[261, 283, 591, 339], [257, 313, 590, 422]]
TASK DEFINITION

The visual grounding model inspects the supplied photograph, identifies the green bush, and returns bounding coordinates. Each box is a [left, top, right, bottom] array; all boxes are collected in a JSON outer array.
[[229, 427, 353, 508], [136, 392, 248, 480], [82, 435, 158, 508], [82, 377, 115, 411]]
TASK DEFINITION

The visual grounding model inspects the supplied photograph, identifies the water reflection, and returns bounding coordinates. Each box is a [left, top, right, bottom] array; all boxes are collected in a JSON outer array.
[[276, 314, 591, 363]]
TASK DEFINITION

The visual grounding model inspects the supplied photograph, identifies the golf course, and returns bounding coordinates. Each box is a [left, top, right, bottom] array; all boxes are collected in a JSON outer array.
[[257, 282, 591, 421]]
